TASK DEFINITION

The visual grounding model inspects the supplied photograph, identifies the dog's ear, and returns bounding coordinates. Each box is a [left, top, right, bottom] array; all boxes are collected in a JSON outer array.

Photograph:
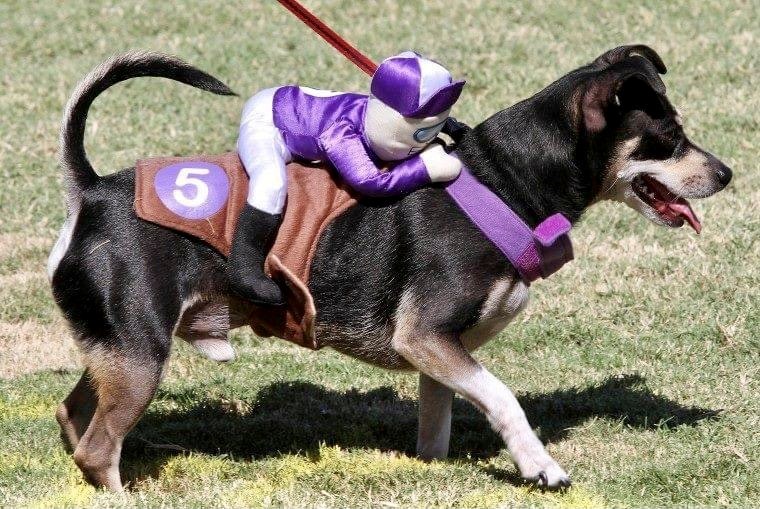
[[591, 44, 667, 74], [582, 59, 668, 133]]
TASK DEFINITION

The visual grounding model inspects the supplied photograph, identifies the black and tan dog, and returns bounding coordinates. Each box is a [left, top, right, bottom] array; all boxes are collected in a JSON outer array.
[[49, 46, 731, 491]]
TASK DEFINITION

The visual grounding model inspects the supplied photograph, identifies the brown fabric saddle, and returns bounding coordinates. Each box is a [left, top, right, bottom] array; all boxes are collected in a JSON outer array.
[[134, 152, 357, 349]]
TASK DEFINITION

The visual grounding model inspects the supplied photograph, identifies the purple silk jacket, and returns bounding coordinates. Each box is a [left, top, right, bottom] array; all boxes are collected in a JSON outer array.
[[272, 86, 431, 197]]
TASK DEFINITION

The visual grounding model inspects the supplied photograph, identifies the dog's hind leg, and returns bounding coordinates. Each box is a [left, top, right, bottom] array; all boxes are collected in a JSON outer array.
[[71, 342, 168, 491], [56, 370, 97, 452], [394, 328, 570, 489], [417, 373, 453, 460]]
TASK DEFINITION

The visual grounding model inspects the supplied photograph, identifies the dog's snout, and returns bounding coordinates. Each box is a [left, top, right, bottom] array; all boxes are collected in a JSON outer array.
[[696, 149, 734, 189], [705, 152, 732, 187], [715, 162, 732, 187]]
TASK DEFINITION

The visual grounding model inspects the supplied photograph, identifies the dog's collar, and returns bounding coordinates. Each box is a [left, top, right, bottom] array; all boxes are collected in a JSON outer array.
[[444, 161, 574, 283]]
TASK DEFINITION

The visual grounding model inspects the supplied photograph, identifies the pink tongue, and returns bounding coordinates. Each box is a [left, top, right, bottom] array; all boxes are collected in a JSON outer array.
[[668, 200, 702, 234]]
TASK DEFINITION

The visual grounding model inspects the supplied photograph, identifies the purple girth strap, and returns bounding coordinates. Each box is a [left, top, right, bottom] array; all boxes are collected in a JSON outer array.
[[444, 164, 574, 283]]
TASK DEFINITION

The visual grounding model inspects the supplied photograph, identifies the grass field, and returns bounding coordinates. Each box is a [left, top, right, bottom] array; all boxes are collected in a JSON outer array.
[[1, 0, 758, 507]]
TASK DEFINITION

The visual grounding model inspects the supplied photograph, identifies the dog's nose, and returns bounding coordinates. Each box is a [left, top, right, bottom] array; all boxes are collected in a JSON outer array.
[[716, 163, 732, 187], [706, 152, 732, 187]]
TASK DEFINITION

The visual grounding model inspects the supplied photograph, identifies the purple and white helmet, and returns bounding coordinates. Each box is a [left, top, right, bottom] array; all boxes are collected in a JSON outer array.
[[370, 51, 465, 118]]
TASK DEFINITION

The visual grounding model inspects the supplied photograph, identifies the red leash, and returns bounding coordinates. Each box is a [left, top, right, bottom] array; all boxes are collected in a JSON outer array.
[[276, 0, 378, 76], [275, 0, 471, 141]]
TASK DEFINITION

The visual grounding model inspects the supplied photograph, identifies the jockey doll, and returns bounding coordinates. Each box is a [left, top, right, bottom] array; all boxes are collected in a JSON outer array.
[[230, 51, 466, 305]]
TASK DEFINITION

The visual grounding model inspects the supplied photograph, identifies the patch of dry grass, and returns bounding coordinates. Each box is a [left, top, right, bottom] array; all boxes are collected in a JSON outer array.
[[0, 318, 79, 379]]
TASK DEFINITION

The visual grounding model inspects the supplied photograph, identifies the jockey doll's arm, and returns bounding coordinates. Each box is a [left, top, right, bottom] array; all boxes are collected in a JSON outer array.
[[318, 120, 461, 197]]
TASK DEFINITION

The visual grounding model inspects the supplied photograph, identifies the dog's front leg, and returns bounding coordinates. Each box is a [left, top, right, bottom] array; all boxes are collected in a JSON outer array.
[[394, 330, 571, 488], [417, 373, 453, 460]]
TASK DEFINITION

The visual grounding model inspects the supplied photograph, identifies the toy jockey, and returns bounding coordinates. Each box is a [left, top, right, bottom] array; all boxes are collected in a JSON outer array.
[[230, 51, 466, 305]]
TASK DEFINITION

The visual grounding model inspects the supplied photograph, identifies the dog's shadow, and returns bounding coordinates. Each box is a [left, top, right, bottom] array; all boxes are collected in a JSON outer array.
[[121, 374, 718, 485]]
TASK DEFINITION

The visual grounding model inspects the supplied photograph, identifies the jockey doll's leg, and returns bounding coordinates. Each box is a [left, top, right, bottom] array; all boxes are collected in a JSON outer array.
[[229, 89, 291, 305]]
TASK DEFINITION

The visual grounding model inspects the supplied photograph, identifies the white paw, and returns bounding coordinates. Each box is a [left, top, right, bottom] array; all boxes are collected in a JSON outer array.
[[516, 453, 571, 489], [191, 338, 235, 362], [510, 438, 571, 489], [524, 458, 570, 489]]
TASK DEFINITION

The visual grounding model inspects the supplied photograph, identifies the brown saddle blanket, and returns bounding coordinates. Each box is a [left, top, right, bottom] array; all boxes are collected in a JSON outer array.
[[134, 152, 357, 349]]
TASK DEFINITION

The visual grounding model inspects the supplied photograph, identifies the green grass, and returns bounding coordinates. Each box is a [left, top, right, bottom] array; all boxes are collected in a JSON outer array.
[[1, 0, 758, 507]]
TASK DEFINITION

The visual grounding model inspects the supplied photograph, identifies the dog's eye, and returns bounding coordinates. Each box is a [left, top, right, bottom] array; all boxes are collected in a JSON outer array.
[[413, 120, 446, 143]]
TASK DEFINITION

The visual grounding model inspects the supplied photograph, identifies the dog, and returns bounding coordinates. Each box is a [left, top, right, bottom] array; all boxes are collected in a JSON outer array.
[[49, 45, 731, 491]]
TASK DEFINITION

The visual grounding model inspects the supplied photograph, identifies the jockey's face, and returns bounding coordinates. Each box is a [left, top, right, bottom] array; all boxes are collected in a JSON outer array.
[[364, 96, 450, 161]]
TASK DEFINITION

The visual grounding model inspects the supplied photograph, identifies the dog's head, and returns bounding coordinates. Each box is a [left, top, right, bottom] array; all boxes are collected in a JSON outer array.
[[579, 45, 732, 233]]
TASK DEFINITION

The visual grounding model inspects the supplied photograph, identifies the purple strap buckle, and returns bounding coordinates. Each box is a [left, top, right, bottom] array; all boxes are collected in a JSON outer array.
[[444, 164, 574, 283], [532, 213, 574, 280]]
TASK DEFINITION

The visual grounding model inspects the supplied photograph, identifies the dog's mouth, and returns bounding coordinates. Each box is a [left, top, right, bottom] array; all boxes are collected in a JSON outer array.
[[632, 175, 702, 233]]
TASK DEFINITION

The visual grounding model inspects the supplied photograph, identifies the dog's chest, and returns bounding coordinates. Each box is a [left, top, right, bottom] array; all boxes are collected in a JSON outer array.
[[461, 277, 530, 351]]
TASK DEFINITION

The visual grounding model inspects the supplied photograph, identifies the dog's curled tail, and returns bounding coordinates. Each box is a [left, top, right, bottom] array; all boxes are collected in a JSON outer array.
[[59, 50, 235, 203]]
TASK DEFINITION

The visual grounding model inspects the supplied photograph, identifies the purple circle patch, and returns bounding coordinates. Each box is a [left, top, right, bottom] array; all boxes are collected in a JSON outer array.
[[154, 162, 229, 220]]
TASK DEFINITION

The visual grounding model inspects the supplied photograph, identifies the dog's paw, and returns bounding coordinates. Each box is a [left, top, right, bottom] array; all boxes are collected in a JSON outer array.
[[522, 460, 571, 490], [191, 338, 236, 362], [513, 447, 571, 489]]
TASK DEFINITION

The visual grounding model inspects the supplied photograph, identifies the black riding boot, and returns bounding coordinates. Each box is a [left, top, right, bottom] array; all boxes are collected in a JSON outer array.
[[228, 204, 284, 305]]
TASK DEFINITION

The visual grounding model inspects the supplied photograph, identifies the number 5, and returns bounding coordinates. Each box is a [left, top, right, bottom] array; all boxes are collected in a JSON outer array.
[[173, 167, 209, 207]]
